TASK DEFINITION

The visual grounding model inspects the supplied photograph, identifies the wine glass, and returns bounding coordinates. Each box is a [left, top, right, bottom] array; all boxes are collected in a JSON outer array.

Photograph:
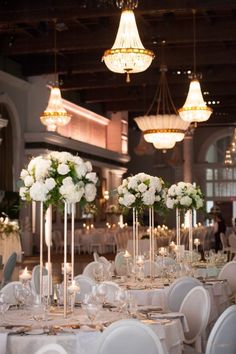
[[14, 284, 25, 309], [115, 289, 129, 313], [0, 294, 9, 325], [93, 264, 104, 282], [85, 302, 99, 325], [95, 284, 107, 305]]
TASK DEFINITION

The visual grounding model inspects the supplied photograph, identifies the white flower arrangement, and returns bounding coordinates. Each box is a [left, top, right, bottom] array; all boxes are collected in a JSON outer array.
[[0, 217, 19, 237], [19, 151, 98, 208], [166, 182, 204, 210], [117, 172, 166, 211]]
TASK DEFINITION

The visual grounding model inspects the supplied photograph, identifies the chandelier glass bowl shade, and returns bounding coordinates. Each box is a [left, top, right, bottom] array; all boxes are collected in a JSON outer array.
[[135, 65, 190, 151], [178, 79, 213, 123], [135, 114, 189, 150], [102, 9, 154, 81], [40, 86, 71, 132]]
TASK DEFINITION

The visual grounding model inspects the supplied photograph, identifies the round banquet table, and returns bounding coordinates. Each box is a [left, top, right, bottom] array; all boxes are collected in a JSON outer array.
[[1, 307, 185, 354], [0, 232, 22, 264]]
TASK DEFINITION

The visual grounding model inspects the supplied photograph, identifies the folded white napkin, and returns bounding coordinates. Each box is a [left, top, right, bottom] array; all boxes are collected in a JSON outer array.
[[0, 332, 8, 354], [149, 312, 189, 332]]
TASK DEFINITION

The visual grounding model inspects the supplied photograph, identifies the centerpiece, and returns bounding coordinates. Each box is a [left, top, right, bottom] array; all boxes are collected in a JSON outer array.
[[166, 182, 204, 257], [117, 172, 166, 278], [19, 151, 98, 317]]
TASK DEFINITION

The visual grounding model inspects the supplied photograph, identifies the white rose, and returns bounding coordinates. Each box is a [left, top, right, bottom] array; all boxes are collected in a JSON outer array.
[[118, 197, 124, 205], [45, 178, 56, 190], [29, 182, 48, 201], [127, 177, 138, 190], [75, 163, 87, 178], [24, 175, 34, 187], [138, 183, 147, 193], [73, 156, 83, 165], [20, 169, 28, 179], [84, 183, 97, 202], [19, 187, 28, 200], [28, 156, 43, 172], [85, 161, 92, 172], [62, 176, 73, 186], [86, 172, 98, 184], [57, 163, 70, 175], [117, 185, 124, 195]]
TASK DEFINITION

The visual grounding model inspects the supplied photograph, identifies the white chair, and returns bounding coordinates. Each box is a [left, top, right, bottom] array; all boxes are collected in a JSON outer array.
[[205, 305, 236, 354], [180, 286, 211, 353], [89, 233, 103, 254], [82, 261, 105, 280], [74, 274, 96, 301], [34, 343, 67, 354], [104, 232, 116, 254], [167, 276, 202, 312], [95, 319, 164, 354], [228, 234, 236, 260], [99, 281, 120, 303], [218, 261, 236, 300], [0, 281, 23, 305], [143, 260, 160, 277], [115, 251, 127, 276], [31, 265, 48, 295], [1, 252, 17, 288], [52, 230, 64, 254]]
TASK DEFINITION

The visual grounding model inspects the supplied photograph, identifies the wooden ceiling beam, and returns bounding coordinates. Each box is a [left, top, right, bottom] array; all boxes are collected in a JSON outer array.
[[0, 0, 235, 24], [2, 17, 236, 55]]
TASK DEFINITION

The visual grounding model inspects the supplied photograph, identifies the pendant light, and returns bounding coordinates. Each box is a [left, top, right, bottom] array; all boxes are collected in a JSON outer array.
[[135, 42, 189, 152], [40, 21, 71, 132], [178, 10, 213, 123], [102, 0, 154, 82]]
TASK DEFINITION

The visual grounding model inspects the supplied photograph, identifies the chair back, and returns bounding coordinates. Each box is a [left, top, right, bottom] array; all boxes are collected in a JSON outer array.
[[31, 265, 48, 295], [83, 261, 104, 280], [34, 343, 67, 354], [180, 286, 210, 345], [167, 276, 202, 312], [205, 305, 236, 354], [2, 252, 17, 287], [74, 274, 95, 301], [95, 319, 164, 354], [99, 281, 120, 303], [218, 261, 236, 294], [93, 252, 99, 262], [143, 260, 160, 277], [115, 252, 127, 276], [228, 234, 236, 249], [0, 281, 22, 305], [220, 233, 228, 250]]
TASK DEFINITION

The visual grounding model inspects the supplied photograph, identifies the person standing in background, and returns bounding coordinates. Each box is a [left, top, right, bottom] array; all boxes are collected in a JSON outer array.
[[214, 214, 226, 253]]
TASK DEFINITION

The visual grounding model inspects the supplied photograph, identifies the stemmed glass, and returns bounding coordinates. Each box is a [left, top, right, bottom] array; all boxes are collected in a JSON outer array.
[[84, 302, 99, 325], [114, 289, 129, 313], [95, 284, 107, 305], [0, 294, 9, 325], [93, 264, 104, 282], [14, 284, 25, 309]]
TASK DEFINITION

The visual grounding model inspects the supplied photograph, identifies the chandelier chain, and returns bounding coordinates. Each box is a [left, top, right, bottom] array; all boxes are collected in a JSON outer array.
[[193, 9, 196, 77]]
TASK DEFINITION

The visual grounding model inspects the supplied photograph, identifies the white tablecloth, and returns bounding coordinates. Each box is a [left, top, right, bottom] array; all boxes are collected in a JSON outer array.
[[0, 233, 22, 264], [3, 307, 184, 354]]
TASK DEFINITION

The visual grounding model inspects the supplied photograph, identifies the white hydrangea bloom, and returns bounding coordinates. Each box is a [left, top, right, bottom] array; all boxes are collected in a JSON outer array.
[[84, 183, 97, 202], [29, 182, 48, 201], [142, 191, 155, 206], [138, 183, 147, 193], [85, 161, 92, 172], [45, 178, 56, 190], [86, 172, 98, 184], [57, 163, 70, 175], [24, 175, 34, 187], [75, 163, 87, 178], [35, 159, 51, 181]]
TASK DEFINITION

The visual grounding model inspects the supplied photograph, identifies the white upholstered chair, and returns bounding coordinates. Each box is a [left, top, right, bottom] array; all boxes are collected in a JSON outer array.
[[95, 319, 164, 354], [0, 281, 23, 305], [205, 305, 236, 354], [166, 276, 202, 312], [180, 286, 211, 353], [218, 261, 236, 300]]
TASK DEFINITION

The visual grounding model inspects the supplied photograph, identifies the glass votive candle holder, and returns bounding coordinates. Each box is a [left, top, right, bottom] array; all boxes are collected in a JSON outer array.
[[61, 262, 72, 275]]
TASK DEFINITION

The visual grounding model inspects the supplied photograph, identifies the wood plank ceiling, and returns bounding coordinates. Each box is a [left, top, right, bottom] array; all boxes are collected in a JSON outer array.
[[0, 0, 236, 127]]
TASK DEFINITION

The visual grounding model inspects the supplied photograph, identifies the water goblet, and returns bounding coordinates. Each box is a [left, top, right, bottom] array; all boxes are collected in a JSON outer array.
[[85, 302, 99, 325]]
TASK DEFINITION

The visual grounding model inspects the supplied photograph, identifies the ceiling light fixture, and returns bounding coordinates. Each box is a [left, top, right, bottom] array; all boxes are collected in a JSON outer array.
[[102, 0, 154, 82], [135, 44, 190, 152], [40, 21, 71, 132], [178, 10, 213, 124]]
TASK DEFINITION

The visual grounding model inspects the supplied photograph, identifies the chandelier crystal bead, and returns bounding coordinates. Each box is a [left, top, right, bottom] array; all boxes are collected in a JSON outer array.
[[40, 86, 71, 132], [102, 9, 154, 82]]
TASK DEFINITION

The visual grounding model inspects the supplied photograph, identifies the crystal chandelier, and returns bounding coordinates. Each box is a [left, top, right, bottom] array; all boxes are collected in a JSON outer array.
[[40, 21, 71, 131], [135, 63, 190, 152], [178, 10, 213, 123], [102, 0, 154, 82], [40, 86, 71, 132]]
